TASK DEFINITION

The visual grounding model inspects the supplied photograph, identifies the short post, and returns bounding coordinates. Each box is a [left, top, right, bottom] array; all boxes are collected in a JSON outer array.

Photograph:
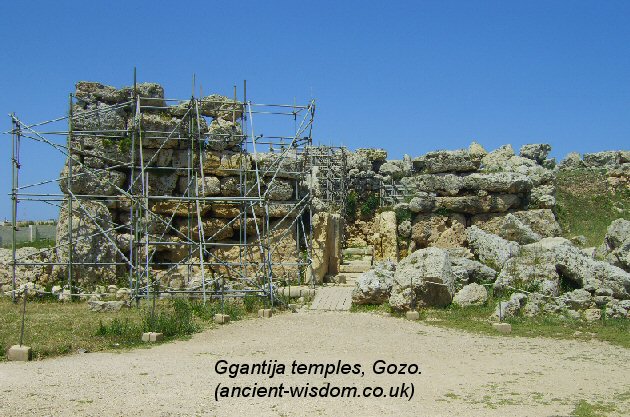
[[7, 287, 32, 361]]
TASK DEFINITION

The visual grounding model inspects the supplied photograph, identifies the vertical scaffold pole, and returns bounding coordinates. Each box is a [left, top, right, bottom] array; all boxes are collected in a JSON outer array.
[[67, 94, 74, 299], [10, 114, 19, 303], [129, 69, 137, 297]]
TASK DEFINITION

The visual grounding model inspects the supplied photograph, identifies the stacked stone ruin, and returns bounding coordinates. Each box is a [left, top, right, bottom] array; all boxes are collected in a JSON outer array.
[[341, 143, 558, 259], [2, 80, 629, 321], [4, 81, 314, 298], [346, 144, 630, 319]]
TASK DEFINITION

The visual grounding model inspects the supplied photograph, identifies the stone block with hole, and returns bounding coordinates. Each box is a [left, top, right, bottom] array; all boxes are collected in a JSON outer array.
[[214, 314, 230, 324], [406, 311, 420, 320], [492, 323, 512, 334], [7, 345, 32, 361]]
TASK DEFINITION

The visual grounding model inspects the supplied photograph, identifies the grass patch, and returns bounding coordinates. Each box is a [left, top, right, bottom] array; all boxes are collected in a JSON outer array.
[[1, 296, 265, 361], [1, 239, 56, 249], [421, 305, 630, 348], [555, 169, 630, 247], [350, 301, 630, 348], [571, 399, 616, 417], [350, 303, 394, 315]]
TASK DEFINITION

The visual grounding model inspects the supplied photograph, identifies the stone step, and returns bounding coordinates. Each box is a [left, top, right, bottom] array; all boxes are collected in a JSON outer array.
[[342, 247, 374, 256], [339, 261, 372, 274], [310, 287, 354, 311], [342, 254, 373, 262], [324, 272, 361, 286], [277, 286, 316, 299]]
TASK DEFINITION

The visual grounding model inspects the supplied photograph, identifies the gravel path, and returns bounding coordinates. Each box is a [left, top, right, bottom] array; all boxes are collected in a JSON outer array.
[[1, 311, 629, 416]]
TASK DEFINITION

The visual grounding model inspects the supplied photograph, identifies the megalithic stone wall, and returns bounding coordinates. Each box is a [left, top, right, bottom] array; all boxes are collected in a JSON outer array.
[[53, 81, 304, 290]]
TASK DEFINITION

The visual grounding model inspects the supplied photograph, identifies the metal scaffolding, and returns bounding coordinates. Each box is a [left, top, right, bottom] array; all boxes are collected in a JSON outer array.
[[6, 75, 324, 309]]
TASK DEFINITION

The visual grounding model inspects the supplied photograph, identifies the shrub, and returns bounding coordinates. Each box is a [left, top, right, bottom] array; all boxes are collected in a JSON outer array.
[[143, 299, 198, 337], [360, 194, 380, 217], [346, 191, 358, 220]]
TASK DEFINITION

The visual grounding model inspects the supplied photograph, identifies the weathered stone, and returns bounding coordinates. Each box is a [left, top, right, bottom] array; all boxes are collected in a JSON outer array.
[[211, 219, 298, 279], [520, 144, 551, 164], [266, 179, 294, 201], [59, 163, 126, 196], [252, 151, 302, 179], [494, 242, 560, 296], [0, 247, 54, 289], [558, 152, 584, 169], [493, 292, 527, 320], [412, 149, 481, 174], [599, 218, 630, 271], [151, 200, 212, 217], [179, 218, 233, 241], [309, 212, 342, 283], [496, 237, 630, 300], [499, 213, 542, 244], [88, 300, 128, 312], [435, 194, 521, 214], [374, 211, 398, 261], [411, 213, 466, 249], [453, 283, 488, 307], [133, 83, 165, 107], [139, 113, 183, 149], [408, 194, 436, 213], [584, 308, 602, 322], [402, 172, 531, 196], [472, 209, 561, 238], [202, 150, 252, 177], [468, 142, 487, 158], [75, 81, 129, 104], [130, 172, 178, 196], [346, 152, 372, 171], [397, 220, 412, 238], [212, 204, 241, 218], [529, 184, 555, 209], [561, 289, 594, 310], [466, 226, 520, 270], [54, 200, 117, 285], [352, 261, 396, 305], [450, 257, 497, 286], [553, 244, 630, 299], [220, 176, 242, 196], [199, 94, 243, 120], [606, 300, 630, 319], [481, 145, 515, 170], [206, 119, 243, 151], [72, 102, 128, 132], [356, 148, 387, 163], [389, 247, 455, 311], [463, 172, 532, 194], [378, 161, 404, 180], [583, 151, 621, 168]]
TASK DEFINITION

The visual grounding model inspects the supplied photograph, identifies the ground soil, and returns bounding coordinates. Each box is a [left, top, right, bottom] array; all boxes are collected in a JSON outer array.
[[1, 310, 629, 416]]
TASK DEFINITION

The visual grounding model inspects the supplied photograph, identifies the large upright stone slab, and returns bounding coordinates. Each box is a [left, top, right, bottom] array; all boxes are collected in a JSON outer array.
[[389, 247, 455, 311]]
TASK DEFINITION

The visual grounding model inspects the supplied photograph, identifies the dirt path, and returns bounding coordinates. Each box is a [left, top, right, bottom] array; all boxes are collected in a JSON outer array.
[[1, 311, 629, 416]]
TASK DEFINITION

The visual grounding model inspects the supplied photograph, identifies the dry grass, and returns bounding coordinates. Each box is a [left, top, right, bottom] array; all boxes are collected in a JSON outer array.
[[1, 295, 268, 361]]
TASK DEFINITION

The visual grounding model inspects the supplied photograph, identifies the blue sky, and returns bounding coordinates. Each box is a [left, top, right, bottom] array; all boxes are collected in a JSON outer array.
[[1, 0, 629, 220]]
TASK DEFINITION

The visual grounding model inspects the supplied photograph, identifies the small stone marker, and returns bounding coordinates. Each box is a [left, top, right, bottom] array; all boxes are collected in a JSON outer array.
[[141, 332, 164, 342], [214, 314, 230, 324], [406, 311, 420, 320], [7, 345, 32, 361], [492, 323, 512, 334], [150, 332, 163, 342], [258, 309, 273, 318], [287, 304, 298, 312]]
